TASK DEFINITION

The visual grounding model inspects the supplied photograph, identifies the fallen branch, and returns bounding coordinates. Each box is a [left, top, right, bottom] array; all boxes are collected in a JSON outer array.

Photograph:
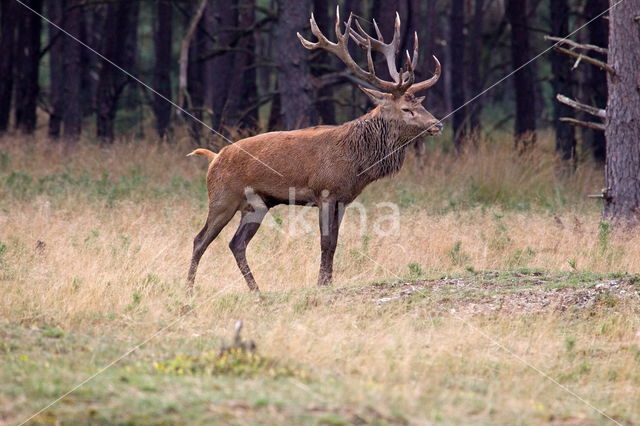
[[556, 94, 606, 119], [544, 35, 608, 55], [559, 117, 605, 131], [552, 46, 615, 75]]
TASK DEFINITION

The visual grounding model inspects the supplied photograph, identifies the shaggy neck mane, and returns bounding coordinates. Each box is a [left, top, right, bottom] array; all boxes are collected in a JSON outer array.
[[339, 107, 418, 182]]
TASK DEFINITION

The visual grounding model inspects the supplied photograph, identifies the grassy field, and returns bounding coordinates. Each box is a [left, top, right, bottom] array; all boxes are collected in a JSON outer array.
[[1, 133, 639, 424]]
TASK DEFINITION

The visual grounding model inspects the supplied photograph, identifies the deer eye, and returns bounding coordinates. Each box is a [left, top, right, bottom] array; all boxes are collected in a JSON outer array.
[[402, 108, 414, 116]]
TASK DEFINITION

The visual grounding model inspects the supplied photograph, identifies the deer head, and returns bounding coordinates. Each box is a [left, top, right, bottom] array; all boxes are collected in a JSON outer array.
[[297, 7, 443, 136]]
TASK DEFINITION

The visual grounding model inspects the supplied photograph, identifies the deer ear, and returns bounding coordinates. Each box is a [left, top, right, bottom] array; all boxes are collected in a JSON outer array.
[[359, 86, 393, 105], [416, 96, 426, 104]]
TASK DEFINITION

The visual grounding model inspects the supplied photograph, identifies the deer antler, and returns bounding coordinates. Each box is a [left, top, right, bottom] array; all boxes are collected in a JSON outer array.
[[297, 7, 414, 96], [298, 7, 441, 96], [349, 12, 441, 95]]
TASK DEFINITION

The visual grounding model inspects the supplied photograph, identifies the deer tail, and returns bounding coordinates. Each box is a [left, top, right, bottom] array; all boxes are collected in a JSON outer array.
[[187, 148, 217, 163]]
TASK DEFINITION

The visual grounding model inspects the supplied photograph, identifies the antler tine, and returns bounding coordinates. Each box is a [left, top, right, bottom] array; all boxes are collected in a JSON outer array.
[[334, 6, 342, 39], [392, 12, 401, 55], [404, 50, 413, 73], [372, 19, 384, 41], [366, 39, 376, 74], [349, 17, 384, 49], [348, 21, 382, 79], [350, 19, 369, 48], [408, 55, 442, 94], [398, 54, 416, 92], [411, 31, 419, 70], [297, 13, 328, 49], [397, 33, 419, 85], [342, 12, 353, 43]]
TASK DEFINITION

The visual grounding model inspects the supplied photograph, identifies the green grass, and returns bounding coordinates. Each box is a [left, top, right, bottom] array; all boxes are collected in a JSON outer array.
[[0, 129, 603, 214], [2, 271, 638, 424], [0, 322, 397, 425], [1, 168, 206, 206]]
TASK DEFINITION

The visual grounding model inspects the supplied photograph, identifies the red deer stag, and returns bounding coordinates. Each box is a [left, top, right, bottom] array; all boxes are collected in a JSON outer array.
[[187, 7, 442, 291]]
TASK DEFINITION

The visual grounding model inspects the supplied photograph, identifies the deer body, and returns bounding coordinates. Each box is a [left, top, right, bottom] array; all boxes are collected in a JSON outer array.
[[187, 8, 442, 291]]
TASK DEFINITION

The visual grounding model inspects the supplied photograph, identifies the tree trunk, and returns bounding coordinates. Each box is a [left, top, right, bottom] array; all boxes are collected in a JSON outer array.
[[268, 89, 282, 130], [153, 0, 173, 139], [399, 0, 413, 58], [506, 0, 536, 148], [585, 0, 609, 163], [0, 0, 16, 133], [343, 0, 358, 17], [468, 0, 484, 134], [95, 1, 139, 142], [312, 0, 335, 125], [49, 0, 83, 141], [421, 0, 445, 118], [550, 0, 576, 166], [274, 0, 316, 129], [48, 0, 65, 138], [410, 0, 426, 168], [81, 4, 103, 119], [187, 17, 205, 143], [450, 0, 466, 150], [62, 0, 83, 140], [220, 0, 259, 130], [212, 0, 258, 127], [255, 0, 273, 127], [420, 0, 435, 84], [206, 0, 236, 132], [14, 0, 43, 134], [603, 1, 640, 225]]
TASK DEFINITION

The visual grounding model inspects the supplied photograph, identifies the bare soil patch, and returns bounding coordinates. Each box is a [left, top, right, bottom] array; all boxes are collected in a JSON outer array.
[[341, 272, 640, 315]]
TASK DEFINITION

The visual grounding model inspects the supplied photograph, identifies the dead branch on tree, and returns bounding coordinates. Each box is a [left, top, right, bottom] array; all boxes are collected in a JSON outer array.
[[544, 35, 608, 55], [588, 188, 611, 200], [552, 46, 614, 75], [559, 117, 605, 131], [556, 94, 606, 119]]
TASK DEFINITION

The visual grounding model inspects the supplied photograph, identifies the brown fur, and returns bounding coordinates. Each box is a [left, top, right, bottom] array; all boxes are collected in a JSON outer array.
[[186, 97, 442, 292]]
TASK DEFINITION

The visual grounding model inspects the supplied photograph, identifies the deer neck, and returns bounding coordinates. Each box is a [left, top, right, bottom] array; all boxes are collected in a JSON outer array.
[[342, 108, 418, 182]]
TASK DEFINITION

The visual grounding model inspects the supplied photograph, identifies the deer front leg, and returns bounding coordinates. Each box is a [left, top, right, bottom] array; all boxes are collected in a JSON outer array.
[[317, 199, 344, 286]]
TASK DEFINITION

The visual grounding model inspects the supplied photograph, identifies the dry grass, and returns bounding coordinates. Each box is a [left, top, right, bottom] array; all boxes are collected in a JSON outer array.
[[1, 133, 639, 424]]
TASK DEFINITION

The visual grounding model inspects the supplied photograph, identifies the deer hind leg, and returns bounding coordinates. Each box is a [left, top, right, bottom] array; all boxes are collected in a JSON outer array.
[[317, 199, 345, 286], [186, 199, 239, 290], [229, 204, 268, 292]]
